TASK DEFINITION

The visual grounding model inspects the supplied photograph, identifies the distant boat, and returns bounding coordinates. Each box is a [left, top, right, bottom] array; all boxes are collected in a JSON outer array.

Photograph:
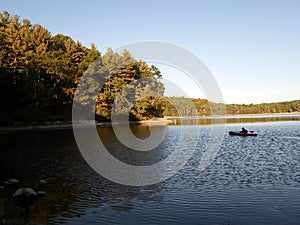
[[229, 131, 257, 136]]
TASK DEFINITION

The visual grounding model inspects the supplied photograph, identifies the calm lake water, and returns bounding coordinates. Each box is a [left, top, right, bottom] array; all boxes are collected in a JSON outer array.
[[1, 115, 300, 224]]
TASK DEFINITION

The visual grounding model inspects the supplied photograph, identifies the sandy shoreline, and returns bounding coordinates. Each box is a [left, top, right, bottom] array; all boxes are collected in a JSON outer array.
[[0, 118, 173, 134]]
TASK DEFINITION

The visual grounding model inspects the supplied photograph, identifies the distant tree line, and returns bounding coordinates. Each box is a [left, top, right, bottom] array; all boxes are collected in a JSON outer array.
[[226, 100, 300, 115], [160, 97, 300, 117]]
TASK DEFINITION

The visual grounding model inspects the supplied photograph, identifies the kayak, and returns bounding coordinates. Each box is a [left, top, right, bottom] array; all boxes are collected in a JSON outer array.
[[229, 131, 257, 136]]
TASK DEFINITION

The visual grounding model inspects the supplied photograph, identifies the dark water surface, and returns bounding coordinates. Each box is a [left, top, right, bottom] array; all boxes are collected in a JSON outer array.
[[1, 117, 300, 224]]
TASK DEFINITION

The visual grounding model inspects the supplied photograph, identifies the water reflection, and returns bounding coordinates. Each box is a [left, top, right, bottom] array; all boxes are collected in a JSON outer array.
[[0, 128, 166, 224], [0, 116, 300, 224], [97, 126, 170, 166], [169, 113, 300, 125]]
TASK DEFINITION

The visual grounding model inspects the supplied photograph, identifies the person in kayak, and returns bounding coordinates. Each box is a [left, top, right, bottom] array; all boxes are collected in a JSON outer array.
[[241, 127, 248, 133]]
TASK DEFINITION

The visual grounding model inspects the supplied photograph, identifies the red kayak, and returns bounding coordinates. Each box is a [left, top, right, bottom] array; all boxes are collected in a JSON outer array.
[[229, 131, 257, 136]]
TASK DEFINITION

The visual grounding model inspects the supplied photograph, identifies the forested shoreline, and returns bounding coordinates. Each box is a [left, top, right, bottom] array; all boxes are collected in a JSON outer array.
[[162, 97, 300, 117], [0, 11, 299, 126], [0, 11, 164, 125]]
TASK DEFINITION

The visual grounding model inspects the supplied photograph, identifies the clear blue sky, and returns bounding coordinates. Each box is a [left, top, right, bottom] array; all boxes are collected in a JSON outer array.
[[2, 0, 300, 104]]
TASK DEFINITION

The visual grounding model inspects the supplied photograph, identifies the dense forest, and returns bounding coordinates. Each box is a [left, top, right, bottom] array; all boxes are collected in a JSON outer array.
[[0, 11, 163, 125], [0, 11, 299, 125]]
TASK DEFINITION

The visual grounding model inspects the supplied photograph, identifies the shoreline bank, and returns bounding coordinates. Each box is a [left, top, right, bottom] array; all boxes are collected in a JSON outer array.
[[1, 113, 300, 134], [0, 118, 173, 134]]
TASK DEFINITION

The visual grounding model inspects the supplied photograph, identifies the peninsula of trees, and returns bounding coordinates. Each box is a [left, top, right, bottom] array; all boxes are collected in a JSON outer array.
[[0, 11, 164, 124], [0, 11, 299, 125]]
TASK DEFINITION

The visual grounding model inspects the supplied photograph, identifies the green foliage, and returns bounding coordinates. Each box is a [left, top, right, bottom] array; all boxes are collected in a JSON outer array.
[[0, 11, 101, 123], [93, 50, 164, 121], [161, 97, 300, 117], [0, 11, 164, 124], [161, 97, 198, 117], [226, 100, 300, 115]]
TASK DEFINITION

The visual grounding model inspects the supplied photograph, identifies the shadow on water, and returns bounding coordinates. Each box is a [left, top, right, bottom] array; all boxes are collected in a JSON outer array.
[[0, 128, 164, 224]]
